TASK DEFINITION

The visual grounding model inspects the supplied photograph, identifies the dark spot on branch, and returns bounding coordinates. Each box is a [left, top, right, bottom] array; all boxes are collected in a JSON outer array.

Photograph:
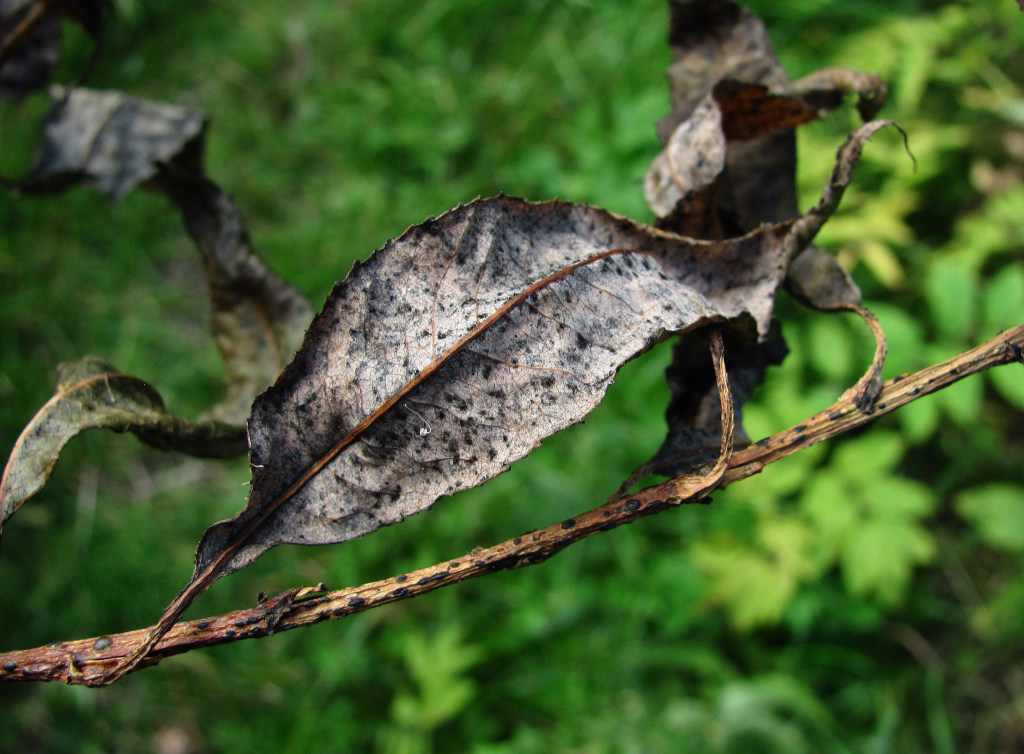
[[561, 518, 576, 530], [417, 572, 449, 586]]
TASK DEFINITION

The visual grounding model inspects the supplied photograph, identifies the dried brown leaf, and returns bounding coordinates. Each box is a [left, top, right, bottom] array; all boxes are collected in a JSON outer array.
[[197, 149, 876, 580], [199, 198, 735, 578], [0, 356, 246, 538], [13, 87, 313, 424], [644, 2, 890, 477], [644, 93, 726, 218], [0, 0, 108, 99], [153, 163, 314, 425]]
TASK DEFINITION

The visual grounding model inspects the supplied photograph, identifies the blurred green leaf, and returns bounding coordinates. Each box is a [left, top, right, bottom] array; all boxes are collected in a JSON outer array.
[[924, 256, 977, 340], [806, 317, 856, 381], [803, 474, 859, 568], [692, 539, 801, 630], [981, 264, 1024, 333], [934, 366, 985, 428], [841, 518, 935, 604], [859, 477, 935, 519], [870, 303, 927, 377], [988, 365, 1024, 412], [897, 398, 941, 446], [832, 431, 906, 478], [956, 484, 1024, 552]]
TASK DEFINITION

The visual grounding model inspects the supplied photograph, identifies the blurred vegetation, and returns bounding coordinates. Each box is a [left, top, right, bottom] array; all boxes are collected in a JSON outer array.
[[1, 0, 1023, 751]]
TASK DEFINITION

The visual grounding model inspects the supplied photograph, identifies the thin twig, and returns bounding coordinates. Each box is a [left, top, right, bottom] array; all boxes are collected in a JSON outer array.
[[1, 324, 1021, 686]]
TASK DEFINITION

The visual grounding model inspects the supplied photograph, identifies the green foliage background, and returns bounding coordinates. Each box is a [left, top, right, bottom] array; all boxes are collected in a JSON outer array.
[[2, 1, 1023, 751]]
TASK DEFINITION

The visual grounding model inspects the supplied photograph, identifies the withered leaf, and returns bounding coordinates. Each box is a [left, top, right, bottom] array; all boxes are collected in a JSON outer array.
[[116, 121, 889, 687], [657, 0, 790, 145], [0, 356, 246, 538], [641, 1, 888, 478], [192, 120, 884, 581], [655, 1, 886, 235], [14, 86, 313, 424], [193, 196, 809, 579], [644, 93, 726, 219], [153, 162, 315, 425], [644, 120, 896, 477], [17, 87, 204, 198], [626, 318, 787, 484]]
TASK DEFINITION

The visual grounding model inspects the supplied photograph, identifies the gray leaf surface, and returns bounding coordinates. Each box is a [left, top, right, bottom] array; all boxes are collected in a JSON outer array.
[[21, 87, 203, 198], [194, 196, 804, 577]]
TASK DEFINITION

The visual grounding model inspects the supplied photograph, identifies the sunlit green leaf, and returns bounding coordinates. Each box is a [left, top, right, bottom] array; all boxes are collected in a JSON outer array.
[[692, 540, 799, 630], [801, 475, 857, 567], [758, 517, 818, 580]]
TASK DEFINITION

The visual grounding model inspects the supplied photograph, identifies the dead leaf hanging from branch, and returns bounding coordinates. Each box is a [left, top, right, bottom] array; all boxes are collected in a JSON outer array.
[[99, 119, 899, 684], [1, 87, 314, 512], [0, 356, 246, 541]]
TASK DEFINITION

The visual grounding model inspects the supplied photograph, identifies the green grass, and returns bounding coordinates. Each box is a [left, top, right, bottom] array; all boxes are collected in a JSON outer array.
[[2, 0, 1024, 751]]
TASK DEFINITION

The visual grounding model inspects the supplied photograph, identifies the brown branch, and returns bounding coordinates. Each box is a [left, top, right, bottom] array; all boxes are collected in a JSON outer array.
[[2, 324, 1021, 686]]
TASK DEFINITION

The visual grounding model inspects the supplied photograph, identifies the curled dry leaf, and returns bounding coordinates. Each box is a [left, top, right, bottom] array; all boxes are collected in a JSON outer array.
[[153, 162, 314, 425], [0, 0, 108, 99], [14, 86, 313, 424], [0, 356, 246, 538], [655, 0, 886, 236], [641, 0, 889, 477]]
